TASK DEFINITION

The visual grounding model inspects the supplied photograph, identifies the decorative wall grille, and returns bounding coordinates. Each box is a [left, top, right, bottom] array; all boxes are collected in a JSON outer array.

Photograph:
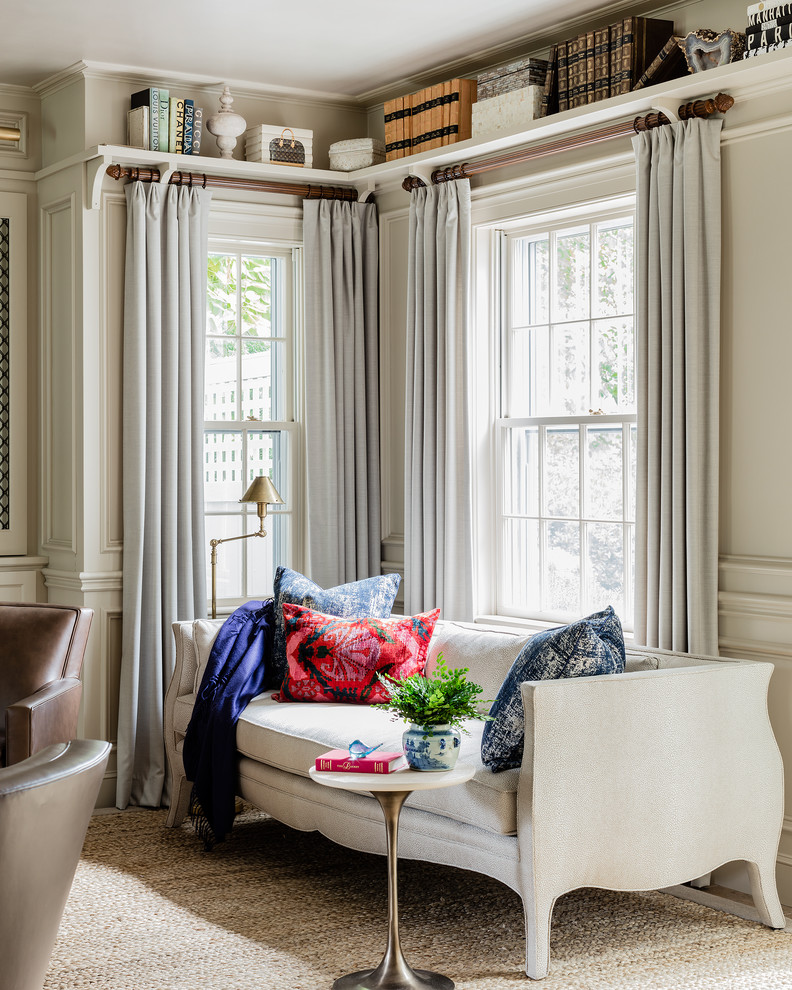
[[0, 217, 9, 530]]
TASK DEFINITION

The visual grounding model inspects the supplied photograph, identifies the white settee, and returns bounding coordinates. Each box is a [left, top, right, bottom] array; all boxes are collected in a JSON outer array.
[[164, 617, 786, 979]]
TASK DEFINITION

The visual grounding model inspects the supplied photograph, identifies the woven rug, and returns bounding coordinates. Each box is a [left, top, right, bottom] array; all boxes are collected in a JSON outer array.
[[45, 807, 792, 990]]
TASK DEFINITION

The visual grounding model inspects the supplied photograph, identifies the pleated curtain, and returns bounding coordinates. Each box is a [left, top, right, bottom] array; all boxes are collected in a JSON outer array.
[[117, 182, 212, 809], [302, 199, 381, 587], [404, 181, 474, 620], [632, 119, 722, 655]]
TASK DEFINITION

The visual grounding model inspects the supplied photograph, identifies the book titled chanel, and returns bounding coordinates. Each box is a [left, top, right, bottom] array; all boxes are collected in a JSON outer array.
[[315, 750, 407, 773]]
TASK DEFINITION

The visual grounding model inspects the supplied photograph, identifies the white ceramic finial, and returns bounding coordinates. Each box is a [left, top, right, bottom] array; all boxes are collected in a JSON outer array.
[[206, 86, 247, 160]]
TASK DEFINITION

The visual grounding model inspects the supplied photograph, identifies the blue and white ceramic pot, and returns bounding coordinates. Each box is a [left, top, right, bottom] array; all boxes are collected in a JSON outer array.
[[402, 723, 461, 771]]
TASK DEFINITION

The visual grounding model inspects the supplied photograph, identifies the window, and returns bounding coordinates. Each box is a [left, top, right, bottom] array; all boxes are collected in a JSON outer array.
[[204, 247, 299, 608], [497, 208, 636, 627]]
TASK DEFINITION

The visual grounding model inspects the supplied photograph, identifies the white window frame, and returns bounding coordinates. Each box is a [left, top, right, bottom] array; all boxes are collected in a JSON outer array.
[[203, 230, 305, 614], [472, 194, 637, 630]]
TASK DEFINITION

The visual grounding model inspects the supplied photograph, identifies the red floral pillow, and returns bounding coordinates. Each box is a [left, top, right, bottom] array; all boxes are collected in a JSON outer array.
[[273, 604, 440, 704]]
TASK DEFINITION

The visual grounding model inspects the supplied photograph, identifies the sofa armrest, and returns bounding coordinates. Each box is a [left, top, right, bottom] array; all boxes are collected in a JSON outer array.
[[516, 661, 783, 896], [5, 678, 83, 766]]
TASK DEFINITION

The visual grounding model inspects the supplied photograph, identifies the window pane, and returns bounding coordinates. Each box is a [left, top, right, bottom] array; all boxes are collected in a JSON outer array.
[[207, 254, 237, 335], [501, 518, 540, 613], [550, 321, 589, 415], [594, 318, 634, 412], [553, 228, 590, 322], [241, 340, 286, 421], [628, 424, 637, 523], [246, 431, 289, 505], [585, 522, 624, 615], [509, 327, 548, 417], [204, 432, 244, 501], [512, 235, 549, 327], [544, 427, 579, 518], [247, 513, 289, 599], [206, 515, 244, 601], [585, 426, 622, 520], [240, 256, 274, 337], [503, 427, 539, 517], [595, 220, 633, 318], [205, 339, 237, 421], [544, 520, 580, 613]]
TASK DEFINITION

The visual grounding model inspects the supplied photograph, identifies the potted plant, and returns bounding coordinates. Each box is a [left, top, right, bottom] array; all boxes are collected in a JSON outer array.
[[377, 654, 492, 771]]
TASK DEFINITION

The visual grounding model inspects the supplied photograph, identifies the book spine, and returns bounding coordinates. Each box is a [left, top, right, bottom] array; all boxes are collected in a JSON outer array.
[[456, 78, 476, 142], [192, 107, 203, 156], [540, 44, 558, 117], [585, 31, 596, 104], [430, 82, 443, 150], [170, 97, 185, 154], [441, 79, 451, 145], [747, 21, 792, 47], [634, 18, 676, 82], [747, 11, 792, 32], [410, 87, 427, 152], [182, 99, 194, 155], [608, 22, 623, 99], [315, 757, 399, 773], [632, 35, 681, 90], [615, 17, 634, 96], [150, 87, 160, 151], [743, 34, 792, 54], [384, 98, 396, 160], [558, 40, 569, 112], [748, 2, 792, 25], [158, 90, 169, 153], [567, 34, 582, 108], [593, 28, 609, 102]]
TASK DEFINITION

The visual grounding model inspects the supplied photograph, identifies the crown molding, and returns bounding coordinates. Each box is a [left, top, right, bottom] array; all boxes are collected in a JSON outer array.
[[0, 82, 38, 100], [34, 60, 363, 113], [357, 0, 692, 107]]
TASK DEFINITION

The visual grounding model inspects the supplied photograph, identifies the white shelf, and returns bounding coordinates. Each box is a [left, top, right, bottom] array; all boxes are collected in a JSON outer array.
[[85, 46, 792, 208]]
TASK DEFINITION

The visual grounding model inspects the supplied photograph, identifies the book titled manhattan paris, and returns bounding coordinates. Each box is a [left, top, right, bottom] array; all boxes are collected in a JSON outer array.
[[315, 749, 407, 773]]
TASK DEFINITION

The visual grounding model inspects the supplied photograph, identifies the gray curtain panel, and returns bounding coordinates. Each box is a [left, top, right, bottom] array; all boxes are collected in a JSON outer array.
[[302, 199, 381, 587], [632, 119, 722, 655], [404, 181, 474, 620], [117, 182, 211, 809]]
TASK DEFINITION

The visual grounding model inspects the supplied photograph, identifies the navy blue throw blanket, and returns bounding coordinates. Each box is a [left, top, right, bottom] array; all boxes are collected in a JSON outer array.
[[182, 599, 275, 847]]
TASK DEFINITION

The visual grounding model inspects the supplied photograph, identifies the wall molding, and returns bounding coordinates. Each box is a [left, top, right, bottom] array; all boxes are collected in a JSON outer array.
[[42, 569, 123, 593]]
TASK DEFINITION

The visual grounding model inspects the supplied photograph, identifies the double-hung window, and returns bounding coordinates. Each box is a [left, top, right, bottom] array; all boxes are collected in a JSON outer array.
[[203, 246, 299, 609], [497, 206, 636, 627]]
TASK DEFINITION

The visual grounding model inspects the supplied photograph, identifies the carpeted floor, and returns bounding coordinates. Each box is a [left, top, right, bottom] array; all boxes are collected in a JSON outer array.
[[45, 807, 792, 990]]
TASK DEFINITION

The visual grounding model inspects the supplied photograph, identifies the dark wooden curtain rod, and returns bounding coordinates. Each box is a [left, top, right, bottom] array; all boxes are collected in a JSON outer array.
[[402, 93, 734, 191], [105, 163, 359, 201]]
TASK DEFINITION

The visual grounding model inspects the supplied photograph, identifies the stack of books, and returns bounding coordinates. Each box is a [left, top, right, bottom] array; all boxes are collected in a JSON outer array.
[[127, 88, 204, 156], [471, 59, 548, 139], [743, 2, 792, 57], [540, 16, 680, 116], [383, 78, 477, 161]]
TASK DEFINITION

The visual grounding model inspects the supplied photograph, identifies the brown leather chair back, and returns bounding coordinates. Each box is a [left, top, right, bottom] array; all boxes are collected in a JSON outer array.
[[0, 603, 93, 766]]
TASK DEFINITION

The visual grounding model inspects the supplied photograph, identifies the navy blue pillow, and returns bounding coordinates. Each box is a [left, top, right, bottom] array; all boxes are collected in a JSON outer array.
[[481, 606, 625, 772], [269, 566, 401, 689]]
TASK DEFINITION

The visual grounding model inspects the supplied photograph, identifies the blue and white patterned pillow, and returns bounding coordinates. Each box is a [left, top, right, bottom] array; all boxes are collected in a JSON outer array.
[[480, 606, 625, 773], [269, 567, 401, 690]]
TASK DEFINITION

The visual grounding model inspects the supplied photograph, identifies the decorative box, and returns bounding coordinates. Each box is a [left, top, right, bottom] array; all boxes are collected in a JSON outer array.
[[477, 58, 548, 101], [328, 137, 385, 171], [471, 85, 543, 140], [245, 124, 313, 167]]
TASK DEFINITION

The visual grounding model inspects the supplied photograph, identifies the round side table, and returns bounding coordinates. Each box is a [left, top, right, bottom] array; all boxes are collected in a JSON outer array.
[[308, 762, 475, 990]]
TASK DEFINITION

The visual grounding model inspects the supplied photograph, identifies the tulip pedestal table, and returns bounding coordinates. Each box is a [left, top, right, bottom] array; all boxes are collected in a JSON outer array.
[[308, 762, 475, 990]]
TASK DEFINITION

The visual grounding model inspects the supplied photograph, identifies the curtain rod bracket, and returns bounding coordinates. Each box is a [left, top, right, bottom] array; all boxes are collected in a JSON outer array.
[[649, 97, 680, 123]]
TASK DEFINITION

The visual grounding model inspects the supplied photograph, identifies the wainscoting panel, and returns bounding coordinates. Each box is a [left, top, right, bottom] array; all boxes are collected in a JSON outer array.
[[100, 191, 125, 552]]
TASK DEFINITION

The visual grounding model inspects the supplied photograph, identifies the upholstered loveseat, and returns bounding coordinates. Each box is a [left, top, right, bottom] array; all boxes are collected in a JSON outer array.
[[164, 617, 785, 979]]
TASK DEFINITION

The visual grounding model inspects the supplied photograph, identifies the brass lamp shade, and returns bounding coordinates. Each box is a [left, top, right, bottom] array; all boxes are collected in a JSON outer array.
[[240, 476, 284, 506]]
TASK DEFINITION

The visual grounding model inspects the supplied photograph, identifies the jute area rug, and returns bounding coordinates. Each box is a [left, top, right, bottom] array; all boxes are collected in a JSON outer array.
[[46, 807, 792, 990]]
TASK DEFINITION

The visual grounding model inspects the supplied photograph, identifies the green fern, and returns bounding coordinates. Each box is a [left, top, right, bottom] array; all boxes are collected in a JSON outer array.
[[376, 653, 493, 731]]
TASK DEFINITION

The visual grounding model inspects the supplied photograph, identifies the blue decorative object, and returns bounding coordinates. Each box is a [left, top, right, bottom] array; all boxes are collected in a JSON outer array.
[[348, 740, 383, 760], [270, 567, 401, 690], [481, 606, 625, 773], [403, 723, 461, 771]]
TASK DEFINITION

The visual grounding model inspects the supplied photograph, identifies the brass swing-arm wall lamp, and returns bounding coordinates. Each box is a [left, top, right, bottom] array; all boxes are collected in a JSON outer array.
[[210, 475, 284, 619]]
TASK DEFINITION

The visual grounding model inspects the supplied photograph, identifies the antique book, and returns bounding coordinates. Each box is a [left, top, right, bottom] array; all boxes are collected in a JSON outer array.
[[632, 35, 685, 89], [430, 82, 444, 150], [540, 44, 558, 117], [593, 27, 610, 101], [558, 40, 570, 112], [315, 749, 407, 773], [609, 21, 624, 97], [584, 31, 596, 104], [612, 17, 675, 96]]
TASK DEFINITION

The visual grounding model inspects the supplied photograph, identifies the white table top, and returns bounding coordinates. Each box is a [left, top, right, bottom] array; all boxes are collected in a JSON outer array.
[[308, 762, 475, 793]]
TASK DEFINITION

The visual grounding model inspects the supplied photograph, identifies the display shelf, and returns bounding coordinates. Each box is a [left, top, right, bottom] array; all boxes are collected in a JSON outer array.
[[82, 46, 792, 208]]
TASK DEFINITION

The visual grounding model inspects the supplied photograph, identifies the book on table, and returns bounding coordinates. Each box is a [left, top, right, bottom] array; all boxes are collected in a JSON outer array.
[[315, 749, 407, 773]]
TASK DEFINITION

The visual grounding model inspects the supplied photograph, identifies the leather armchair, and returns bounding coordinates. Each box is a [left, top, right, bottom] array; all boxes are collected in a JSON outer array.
[[0, 739, 110, 990], [0, 602, 93, 766]]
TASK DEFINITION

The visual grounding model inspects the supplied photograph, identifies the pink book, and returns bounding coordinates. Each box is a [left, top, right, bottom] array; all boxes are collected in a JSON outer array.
[[315, 749, 407, 774]]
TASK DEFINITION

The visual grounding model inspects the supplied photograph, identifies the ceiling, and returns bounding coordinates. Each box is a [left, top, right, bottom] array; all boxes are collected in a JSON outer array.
[[1, 0, 610, 97]]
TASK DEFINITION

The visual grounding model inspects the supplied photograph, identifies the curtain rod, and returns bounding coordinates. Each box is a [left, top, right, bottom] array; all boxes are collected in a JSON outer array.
[[105, 164, 359, 201], [402, 93, 734, 191]]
